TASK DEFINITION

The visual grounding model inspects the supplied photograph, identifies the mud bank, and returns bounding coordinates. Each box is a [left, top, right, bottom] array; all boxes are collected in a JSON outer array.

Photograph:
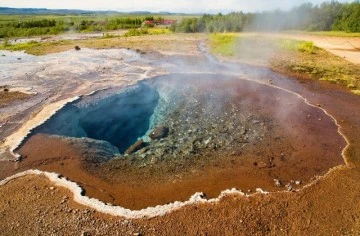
[[0, 169, 270, 219]]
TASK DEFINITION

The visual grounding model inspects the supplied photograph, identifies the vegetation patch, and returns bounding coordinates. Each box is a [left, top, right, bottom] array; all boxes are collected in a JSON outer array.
[[209, 33, 318, 58], [124, 28, 171, 37], [0, 40, 74, 54], [1, 40, 40, 51], [209, 33, 237, 57], [276, 39, 317, 54], [287, 31, 360, 38]]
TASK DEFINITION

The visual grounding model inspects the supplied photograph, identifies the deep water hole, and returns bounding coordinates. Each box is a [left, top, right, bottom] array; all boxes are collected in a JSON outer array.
[[32, 82, 159, 154]]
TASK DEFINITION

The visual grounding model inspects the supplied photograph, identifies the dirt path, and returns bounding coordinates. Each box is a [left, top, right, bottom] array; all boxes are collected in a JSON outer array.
[[274, 33, 360, 64]]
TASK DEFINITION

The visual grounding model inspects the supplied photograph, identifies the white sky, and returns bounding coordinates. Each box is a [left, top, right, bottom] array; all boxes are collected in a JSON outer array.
[[0, 0, 354, 13]]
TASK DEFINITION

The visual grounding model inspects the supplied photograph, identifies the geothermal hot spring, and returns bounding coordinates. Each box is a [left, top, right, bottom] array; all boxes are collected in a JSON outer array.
[[17, 73, 346, 210]]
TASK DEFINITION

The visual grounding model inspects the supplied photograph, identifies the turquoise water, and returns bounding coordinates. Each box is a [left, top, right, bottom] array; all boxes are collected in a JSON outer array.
[[32, 82, 159, 154]]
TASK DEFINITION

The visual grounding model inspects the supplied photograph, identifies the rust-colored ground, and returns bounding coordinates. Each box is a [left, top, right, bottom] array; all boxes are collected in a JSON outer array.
[[6, 77, 345, 210]]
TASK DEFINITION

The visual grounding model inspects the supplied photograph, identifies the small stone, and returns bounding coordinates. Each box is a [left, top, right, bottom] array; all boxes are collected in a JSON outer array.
[[125, 139, 146, 155], [49, 187, 55, 190], [149, 126, 169, 140], [285, 183, 294, 192], [295, 181, 301, 185], [204, 137, 211, 146], [74, 45, 81, 50], [274, 179, 281, 187]]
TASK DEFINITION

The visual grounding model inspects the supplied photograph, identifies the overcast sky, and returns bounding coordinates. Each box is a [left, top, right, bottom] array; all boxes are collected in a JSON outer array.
[[0, 0, 354, 13]]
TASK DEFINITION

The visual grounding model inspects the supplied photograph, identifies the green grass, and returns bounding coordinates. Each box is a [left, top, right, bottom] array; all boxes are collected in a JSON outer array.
[[124, 28, 149, 37], [0, 39, 74, 55], [277, 39, 317, 54], [312, 31, 360, 37], [147, 28, 172, 35], [102, 32, 117, 39], [209, 33, 238, 57], [284, 30, 360, 38], [124, 27, 172, 37], [0, 40, 40, 51], [209, 33, 318, 57]]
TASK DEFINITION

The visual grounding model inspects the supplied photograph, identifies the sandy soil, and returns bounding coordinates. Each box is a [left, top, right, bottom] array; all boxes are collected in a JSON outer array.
[[272, 33, 360, 64], [0, 34, 360, 234]]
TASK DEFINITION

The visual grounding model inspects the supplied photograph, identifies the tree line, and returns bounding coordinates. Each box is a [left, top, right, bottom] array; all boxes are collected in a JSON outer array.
[[0, 17, 145, 38], [1, 1, 359, 38], [171, 1, 360, 33]]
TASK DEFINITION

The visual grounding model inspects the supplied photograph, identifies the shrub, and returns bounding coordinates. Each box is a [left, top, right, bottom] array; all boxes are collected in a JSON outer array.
[[124, 28, 149, 37]]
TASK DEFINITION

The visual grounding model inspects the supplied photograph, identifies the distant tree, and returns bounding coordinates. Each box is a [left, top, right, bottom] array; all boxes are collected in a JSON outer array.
[[333, 1, 360, 32]]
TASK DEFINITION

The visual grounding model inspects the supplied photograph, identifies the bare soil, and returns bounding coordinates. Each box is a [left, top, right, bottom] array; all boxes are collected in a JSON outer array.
[[0, 91, 31, 108], [273, 33, 360, 64]]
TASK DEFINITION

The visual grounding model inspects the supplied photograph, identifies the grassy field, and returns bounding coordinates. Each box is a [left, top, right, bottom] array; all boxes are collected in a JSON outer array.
[[209, 33, 360, 96]]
